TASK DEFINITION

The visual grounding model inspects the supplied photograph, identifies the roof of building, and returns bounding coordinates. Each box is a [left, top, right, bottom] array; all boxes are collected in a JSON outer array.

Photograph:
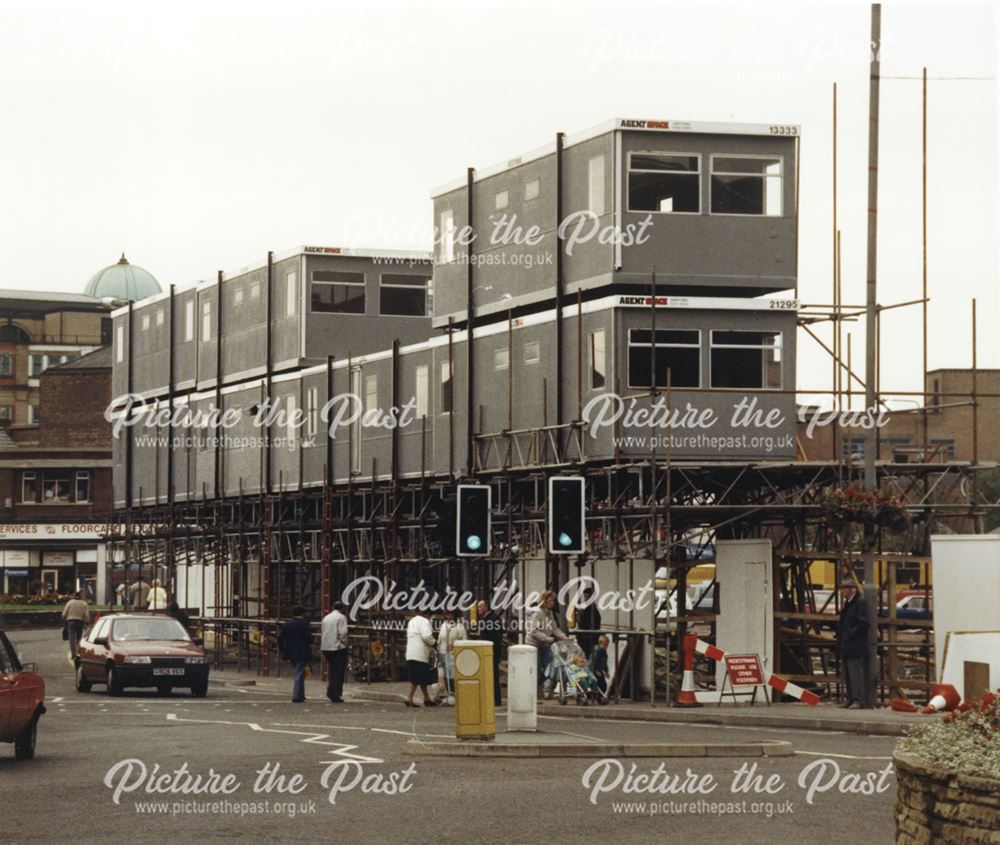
[[51, 345, 113, 370], [0, 289, 111, 311], [84, 254, 162, 301]]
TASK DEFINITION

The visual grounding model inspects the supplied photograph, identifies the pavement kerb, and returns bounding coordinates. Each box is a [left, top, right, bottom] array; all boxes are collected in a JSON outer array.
[[408, 739, 794, 759], [536, 702, 910, 736]]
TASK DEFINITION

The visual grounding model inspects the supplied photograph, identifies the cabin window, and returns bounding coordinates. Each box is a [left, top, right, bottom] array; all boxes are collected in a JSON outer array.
[[628, 329, 701, 389], [233, 287, 244, 308], [588, 155, 605, 216], [440, 361, 453, 414], [156, 308, 165, 326], [494, 348, 509, 370], [710, 330, 782, 389], [286, 271, 298, 317], [306, 388, 318, 438], [523, 341, 541, 364], [116, 325, 125, 361], [415, 365, 429, 418], [495, 190, 509, 211], [184, 301, 195, 342], [202, 301, 212, 341], [380, 274, 428, 317], [590, 330, 606, 389], [525, 179, 540, 201], [439, 210, 456, 264], [312, 271, 365, 314], [710, 156, 783, 216], [141, 314, 150, 331], [628, 153, 700, 213]]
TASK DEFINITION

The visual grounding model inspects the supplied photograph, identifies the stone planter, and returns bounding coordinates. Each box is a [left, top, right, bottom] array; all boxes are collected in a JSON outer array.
[[894, 751, 1000, 844]]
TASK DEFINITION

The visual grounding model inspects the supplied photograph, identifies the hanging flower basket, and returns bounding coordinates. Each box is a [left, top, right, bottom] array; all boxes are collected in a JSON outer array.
[[822, 486, 910, 532]]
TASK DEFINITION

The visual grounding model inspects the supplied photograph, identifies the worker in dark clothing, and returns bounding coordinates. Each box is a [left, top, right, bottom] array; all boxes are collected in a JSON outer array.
[[836, 581, 870, 709], [167, 601, 192, 631], [277, 606, 313, 703], [475, 600, 506, 706]]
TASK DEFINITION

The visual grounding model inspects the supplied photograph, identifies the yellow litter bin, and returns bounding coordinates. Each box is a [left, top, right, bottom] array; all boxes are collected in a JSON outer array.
[[452, 640, 495, 741]]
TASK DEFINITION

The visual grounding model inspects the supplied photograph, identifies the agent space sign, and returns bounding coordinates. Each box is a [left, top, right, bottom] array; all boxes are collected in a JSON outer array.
[[724, 654, 766, 687]]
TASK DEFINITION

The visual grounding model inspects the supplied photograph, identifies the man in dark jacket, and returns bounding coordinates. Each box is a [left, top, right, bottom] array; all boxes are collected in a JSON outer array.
[[574, 587, 602, 658], [277, 606, 313, 703], [475, 600, 506, 706], [836, 582, 869, 709]]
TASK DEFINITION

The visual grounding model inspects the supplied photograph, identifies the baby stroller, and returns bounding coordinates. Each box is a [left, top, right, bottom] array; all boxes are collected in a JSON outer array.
[[547, 639, 608, 706]]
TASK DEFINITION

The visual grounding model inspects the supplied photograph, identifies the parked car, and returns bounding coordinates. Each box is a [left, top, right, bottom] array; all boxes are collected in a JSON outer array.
[[75, 614, 210, 697], [0, 630, 45, 759]]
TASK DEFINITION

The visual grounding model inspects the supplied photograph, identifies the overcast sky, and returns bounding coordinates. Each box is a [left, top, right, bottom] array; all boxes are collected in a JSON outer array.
[[1, 0, 996, 400]]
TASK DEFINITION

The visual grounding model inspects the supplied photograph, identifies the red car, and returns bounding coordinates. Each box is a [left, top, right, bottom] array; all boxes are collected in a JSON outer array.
[[75, 613, 210, 697], [0, 630, 46, 760]]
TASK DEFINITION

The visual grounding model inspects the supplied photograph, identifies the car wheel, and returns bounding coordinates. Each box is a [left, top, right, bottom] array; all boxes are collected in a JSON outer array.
[[75, 663, 92, 693], [14, 716, 37, 760], [156, 685, 171, 696], [191, 680, 208, 698], [106, 666, 123, 696]]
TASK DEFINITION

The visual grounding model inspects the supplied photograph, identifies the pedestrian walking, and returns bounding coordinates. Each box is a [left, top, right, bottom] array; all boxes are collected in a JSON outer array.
[[61, 592, 90, 660], [147, 579, 168, 610], [277, 606, 313, 703], [589, 634, 610, 697], [129, 576, 150, 610], [836, 580, 870, 709], [526, 590, 568, 697], [404, 610, 439, 708], [475, 600, 506, 706], [321, 601, 349, 703], [571, 587, 602, 658], [435, 609, 466, 702]]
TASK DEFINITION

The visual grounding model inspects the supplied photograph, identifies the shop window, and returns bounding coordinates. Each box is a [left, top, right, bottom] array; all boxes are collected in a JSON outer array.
[[628, 329, 701, 389], [711, 156, 783, 216], [312, 271, 365, 314], [75, 471, 91, 503], [43, 473, 72, 503], [628, 153, 700, 213], [379, 274, 428, 317], [21, 471, 38, 503], [710, 330, 782, 389]]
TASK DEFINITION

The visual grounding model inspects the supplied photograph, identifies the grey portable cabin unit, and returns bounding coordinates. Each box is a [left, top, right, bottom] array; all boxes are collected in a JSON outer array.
[[431, 118, 799, 328], [110, 246, 434, 401], [114, 292, 798, 507]]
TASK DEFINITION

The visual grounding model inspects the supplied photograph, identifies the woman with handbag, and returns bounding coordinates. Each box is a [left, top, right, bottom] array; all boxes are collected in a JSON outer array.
[[404, 611, 439, 708]]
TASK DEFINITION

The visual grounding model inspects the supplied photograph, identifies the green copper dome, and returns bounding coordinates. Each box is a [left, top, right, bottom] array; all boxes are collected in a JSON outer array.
[[84, 254, 162, 301]]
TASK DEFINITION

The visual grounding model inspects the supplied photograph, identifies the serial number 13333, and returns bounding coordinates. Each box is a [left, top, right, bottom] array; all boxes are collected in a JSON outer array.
[[769, 125, 798, 136]]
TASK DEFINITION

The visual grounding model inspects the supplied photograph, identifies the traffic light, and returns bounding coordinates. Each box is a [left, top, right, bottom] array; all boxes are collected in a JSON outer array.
[[548, 476, 585, 554], [456, 484, 491, 557]]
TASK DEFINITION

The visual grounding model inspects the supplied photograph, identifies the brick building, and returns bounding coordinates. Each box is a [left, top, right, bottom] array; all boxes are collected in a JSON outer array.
[[798, 368, 999, 464], [0, 346, 113, 598]]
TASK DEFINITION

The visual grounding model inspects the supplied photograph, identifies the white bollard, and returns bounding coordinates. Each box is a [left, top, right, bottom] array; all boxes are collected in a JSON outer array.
[[506, 645, 538, 732]]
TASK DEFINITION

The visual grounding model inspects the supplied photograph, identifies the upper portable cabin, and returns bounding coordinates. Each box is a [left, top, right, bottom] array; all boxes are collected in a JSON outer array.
[[111, 247, 433, 401], [431, 118, 799, 328]]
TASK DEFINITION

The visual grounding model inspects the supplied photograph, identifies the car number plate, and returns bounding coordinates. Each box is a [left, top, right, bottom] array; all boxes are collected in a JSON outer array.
[[153, 668, 185, 676]]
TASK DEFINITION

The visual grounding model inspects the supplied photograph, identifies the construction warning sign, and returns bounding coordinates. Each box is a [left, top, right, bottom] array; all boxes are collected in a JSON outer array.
[[724, 654, 766, 687]]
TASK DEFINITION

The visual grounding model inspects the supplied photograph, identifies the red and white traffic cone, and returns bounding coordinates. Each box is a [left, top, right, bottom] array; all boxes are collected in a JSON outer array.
[[922, 683, 960, 714], [677, 633, 702, 708]]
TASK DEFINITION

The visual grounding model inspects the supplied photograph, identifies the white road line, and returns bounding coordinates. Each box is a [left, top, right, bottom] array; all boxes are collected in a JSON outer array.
[[165, 713, 383, 763], [795, 750, 894, 761], [49, 696, 65, 703]]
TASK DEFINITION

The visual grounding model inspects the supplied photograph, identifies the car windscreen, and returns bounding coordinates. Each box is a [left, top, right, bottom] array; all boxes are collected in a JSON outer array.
[[111, 618, 191, 642]]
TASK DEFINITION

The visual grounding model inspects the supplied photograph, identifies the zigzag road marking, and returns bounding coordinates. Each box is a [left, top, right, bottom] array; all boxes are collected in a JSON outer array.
[[165, 713, 384, 763]]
